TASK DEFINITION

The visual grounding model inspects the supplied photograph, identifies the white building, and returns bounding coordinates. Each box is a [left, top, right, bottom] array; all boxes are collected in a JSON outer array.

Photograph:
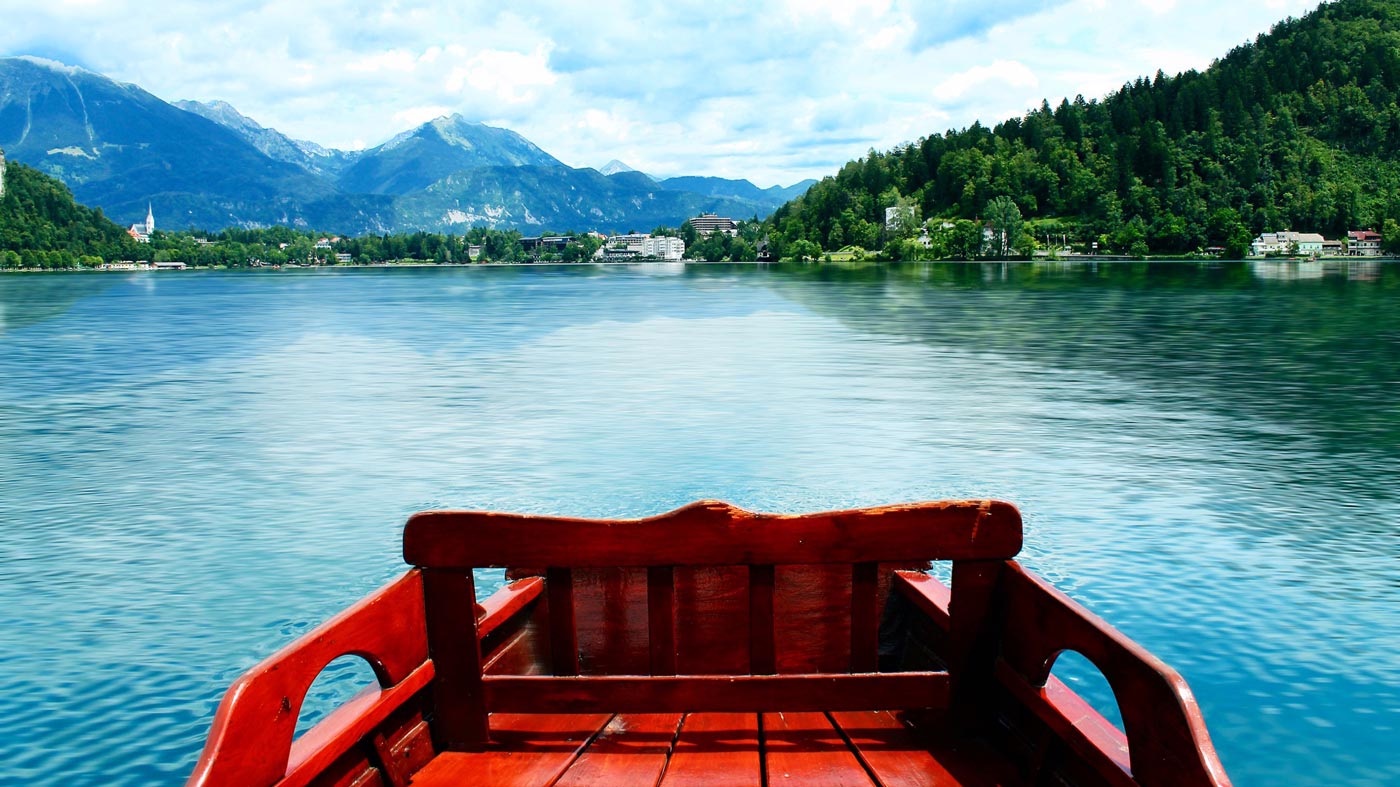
[[0, 146, 7, 199], [128, 203, 155, 243], [595, 233, 685, 261], [1252, 231, 1326, 257], [689, 213, 738, 237], [1348, 230, 1382, 256]]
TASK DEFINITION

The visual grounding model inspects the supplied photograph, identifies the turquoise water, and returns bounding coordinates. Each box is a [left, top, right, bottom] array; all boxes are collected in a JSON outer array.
[[1, 261, 1396, 786]]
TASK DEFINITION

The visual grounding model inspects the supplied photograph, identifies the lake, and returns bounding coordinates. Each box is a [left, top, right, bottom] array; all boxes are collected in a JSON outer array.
[[1, 261, 1396, 786]]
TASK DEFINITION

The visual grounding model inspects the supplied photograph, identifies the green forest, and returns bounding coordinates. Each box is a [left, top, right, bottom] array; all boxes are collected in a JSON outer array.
[[765, 0, 1400, 260], [0, 159, 143, 268]]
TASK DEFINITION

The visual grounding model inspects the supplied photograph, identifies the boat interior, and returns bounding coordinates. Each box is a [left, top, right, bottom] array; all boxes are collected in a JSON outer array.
[[187, 500, 1230, 787]]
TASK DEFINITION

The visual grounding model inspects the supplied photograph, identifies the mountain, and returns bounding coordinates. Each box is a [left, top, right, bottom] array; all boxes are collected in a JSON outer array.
[[0, 56, 795, 234], [598, 159, 641, 176], [337, 114, 562, 195], [767, 0, 1400, 258], [0, 154, 138, 267], [396, 164, 772, 233], [0, 56, 388, 232], [660, 176, 816, 211], [173, 99, 358, 177]]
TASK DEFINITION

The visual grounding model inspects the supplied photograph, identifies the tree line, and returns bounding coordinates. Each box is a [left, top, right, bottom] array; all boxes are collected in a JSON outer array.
[[764, 0, 1400, 260]]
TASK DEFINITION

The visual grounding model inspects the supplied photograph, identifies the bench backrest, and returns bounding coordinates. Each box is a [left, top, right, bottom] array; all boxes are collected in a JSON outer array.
[[403, 499, 1021, 749]]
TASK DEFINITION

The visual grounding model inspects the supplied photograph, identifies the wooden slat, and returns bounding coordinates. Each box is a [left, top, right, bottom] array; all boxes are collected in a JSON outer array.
[[946, 560, 1003, 734], [423, 569, 489, 749], [405, 713, 609, 787], [553, 714, 683, 787], [762, 711, 874, 786], [892, 571, 950, 628], [850, 562, 879, 674], [749, 564, 776, 675], [281, 665, 434, 787], [477, 577, 544, 640], [404, 500, 1022, 569], [648, 567, 676, 676], [483, 674, 948, 714], [547, 568, 580, 676], [831, 710, 1025, 787], [659, 713, 761, 787], [993, 664, 1135, 787]]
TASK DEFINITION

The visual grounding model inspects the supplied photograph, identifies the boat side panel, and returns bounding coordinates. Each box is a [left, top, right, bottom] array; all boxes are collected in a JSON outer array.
[[997, 564, 1231, 787], [187, 571, 429, 787]]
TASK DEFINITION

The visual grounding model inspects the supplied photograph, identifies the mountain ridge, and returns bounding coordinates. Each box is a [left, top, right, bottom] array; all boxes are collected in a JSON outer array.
[[0, 55, 812, 233]]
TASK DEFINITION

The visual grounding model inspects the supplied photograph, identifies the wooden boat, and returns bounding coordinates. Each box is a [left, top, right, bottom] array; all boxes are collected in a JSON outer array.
[[187, 500, 1231, 787]]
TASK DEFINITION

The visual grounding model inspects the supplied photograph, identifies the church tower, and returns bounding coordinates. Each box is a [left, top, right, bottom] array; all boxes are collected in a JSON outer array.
[[145, 203, 155, 235]]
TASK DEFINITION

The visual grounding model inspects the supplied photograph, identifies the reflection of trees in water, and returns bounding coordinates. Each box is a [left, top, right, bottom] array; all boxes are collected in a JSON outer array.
[[0, 273, 121, 333], [747, 261, 1400, 467]]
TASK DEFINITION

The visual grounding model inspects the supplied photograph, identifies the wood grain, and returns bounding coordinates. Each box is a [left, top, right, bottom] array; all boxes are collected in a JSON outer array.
[[762, 711, 874, 786], [405, 713, 609, 787], [483, 674, 949, 715], [553, 714, 683, 787], [404, 500, 1022, 569], [659, 713, 762, 787]]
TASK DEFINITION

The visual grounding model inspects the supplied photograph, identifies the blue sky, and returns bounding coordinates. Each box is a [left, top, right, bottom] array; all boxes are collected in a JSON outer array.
[[1, 0, 1320, 186]]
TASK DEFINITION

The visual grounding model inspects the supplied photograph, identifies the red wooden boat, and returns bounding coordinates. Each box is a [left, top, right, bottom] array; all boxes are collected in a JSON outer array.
[[187, 500, 1231, 787]]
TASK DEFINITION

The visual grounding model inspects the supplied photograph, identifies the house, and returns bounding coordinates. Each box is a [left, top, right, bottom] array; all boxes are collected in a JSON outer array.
[[335, 253, 353, 264], [467, 244, 483, 261], [1296, 233, 1325, 255], [1322, 239, 1345, 256], [756, 236, 775, 262], [1251, 231, 1327, 257], [152, 261, 186, 270], [689, 213, 738, 237], [1347, 230, 1382, 256]]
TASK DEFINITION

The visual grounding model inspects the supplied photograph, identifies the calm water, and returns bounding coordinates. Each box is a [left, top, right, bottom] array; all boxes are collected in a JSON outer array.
[[1, 261, 1397, 786]]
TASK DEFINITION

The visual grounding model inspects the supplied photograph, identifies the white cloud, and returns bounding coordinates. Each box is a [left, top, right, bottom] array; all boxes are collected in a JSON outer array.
[[0, 0, 1325, 186], [933, 60, 1039, 103], [444, 45, 558, 105]]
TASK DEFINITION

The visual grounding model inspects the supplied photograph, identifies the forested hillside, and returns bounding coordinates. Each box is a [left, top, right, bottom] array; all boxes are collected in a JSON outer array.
[[0, 157, 140, 268], [768, 0, 1400, 258]]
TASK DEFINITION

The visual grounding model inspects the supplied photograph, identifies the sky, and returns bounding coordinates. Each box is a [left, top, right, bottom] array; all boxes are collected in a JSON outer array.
[[1, 0, 1323, 187]]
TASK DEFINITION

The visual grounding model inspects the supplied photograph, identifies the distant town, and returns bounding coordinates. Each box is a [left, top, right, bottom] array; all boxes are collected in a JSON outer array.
[[93, 199, 1395, 274]]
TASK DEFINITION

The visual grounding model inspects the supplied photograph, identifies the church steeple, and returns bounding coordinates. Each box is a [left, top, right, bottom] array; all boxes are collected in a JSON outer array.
[[145, 203, 155, 235]]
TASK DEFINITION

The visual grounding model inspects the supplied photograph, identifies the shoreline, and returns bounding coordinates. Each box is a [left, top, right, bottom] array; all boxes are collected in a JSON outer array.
[[4, 256, 1397, 274]]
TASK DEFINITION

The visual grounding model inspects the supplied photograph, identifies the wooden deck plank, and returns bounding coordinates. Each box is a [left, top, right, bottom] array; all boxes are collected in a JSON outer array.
[[659, 713, 762, 787], [406, 713, 608, 787], [762, 711, 875, 786], [484, 673, 948, 714], [831, 711, 1023, 787], [553, 714, 682, 787]]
